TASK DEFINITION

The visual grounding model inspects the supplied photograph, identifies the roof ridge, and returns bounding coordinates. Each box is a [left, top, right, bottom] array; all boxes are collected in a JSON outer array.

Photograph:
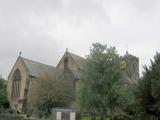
[[68, 52, 85, 60], [21, 57, 55, 68]]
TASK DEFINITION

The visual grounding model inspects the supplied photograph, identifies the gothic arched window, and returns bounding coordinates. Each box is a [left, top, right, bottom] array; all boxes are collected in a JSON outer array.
[[12, 69, 21, 99]]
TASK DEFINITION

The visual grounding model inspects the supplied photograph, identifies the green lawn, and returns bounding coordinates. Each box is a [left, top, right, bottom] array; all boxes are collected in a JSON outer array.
[[82, 116, 111, 120]]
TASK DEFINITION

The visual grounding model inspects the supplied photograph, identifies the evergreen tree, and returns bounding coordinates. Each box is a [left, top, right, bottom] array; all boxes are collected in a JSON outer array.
[[138, 52, 160, 119]]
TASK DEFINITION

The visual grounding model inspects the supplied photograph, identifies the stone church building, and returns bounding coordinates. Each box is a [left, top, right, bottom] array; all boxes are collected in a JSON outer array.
[[7, 50, 139, 113]]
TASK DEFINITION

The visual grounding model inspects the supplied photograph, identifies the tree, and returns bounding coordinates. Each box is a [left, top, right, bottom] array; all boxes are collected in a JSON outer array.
[[78, 43, 122, 120], [116, 82, 138, 116], [138, 52, 160, 119], [0, 77, 9, 108], [29, 73, 74, 114]]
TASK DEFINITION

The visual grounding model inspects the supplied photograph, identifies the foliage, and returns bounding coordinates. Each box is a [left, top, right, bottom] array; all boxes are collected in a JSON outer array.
[[0, 77, 9, 108], [78, 43, 122, 119], [29, 73, 74, 114], [138, 52, 160, 119], [116, 82, 138, 115]]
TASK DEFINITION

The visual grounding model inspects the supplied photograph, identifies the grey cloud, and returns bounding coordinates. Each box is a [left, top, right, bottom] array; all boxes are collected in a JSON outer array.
[[0, 0, 63, 13], [131, 0, 159, 11], [0, 0, 160, 78]]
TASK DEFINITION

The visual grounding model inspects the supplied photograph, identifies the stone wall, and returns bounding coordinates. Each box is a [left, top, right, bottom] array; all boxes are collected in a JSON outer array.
[[123, 53, 139, 82], [0, 114, 38, 120], [7, 57, 29, 112], [0, 114, 24, 120]]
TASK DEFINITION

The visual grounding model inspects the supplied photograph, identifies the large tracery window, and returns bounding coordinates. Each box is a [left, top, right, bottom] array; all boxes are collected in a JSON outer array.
[[12, 69, 21, 99]]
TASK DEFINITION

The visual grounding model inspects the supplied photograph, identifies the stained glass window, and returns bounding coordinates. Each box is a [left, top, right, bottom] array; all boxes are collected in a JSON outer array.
[[12, 69, 21, 99]]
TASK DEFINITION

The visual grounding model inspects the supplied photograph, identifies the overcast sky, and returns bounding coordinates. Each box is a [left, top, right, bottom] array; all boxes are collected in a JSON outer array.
[[0, 0, 160, 79]]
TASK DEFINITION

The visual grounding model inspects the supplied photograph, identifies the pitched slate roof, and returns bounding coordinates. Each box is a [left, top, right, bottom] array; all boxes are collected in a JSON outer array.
[[56, 51, 85, 80], [21, 57, 56, 78], [121, 71, 132, 85], [67, 52, 85, 79], [68, 52, 85, 68]]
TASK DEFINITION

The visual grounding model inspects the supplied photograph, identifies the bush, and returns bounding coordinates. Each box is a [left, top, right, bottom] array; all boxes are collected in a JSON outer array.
[[0, 77, 9, 108]]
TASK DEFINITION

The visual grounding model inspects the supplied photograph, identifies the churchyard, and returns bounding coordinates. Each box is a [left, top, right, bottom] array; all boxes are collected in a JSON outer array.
[[1, 43, 160, 120]]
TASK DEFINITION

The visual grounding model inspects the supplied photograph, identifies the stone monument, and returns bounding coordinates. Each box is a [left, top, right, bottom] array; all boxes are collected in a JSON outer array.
[[52, 108, 75, 120]]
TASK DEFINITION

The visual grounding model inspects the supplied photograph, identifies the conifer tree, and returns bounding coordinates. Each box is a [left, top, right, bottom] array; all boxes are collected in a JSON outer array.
[[139, 52, 160, 119]]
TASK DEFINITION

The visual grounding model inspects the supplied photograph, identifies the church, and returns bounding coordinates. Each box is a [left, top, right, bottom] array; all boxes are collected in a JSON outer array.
[[7, 49, 139, 113]]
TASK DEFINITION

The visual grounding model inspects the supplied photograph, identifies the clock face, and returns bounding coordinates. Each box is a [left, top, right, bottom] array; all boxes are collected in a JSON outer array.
[[121, 60, 127, 70]]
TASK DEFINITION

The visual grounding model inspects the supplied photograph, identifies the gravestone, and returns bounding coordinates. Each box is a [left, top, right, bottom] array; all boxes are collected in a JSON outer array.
[[52, 108, 75, 120]]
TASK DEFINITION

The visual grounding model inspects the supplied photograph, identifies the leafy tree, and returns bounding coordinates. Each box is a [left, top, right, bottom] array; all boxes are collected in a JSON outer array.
[[138, 52, 160, 119], [0, 77, 9, 108], [29, 73, 74, 114], [78, 43, 122, 120], [117, 82, 138, 116]]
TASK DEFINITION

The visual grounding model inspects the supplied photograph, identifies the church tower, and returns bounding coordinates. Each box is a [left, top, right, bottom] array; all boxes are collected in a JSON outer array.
[[123, 51, 139, 82]]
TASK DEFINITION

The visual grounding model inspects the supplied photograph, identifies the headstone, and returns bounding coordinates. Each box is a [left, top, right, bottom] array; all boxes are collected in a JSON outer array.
[[57, 112, 61, 120], [52, 108, 75, 120], [70, 112, 75, 120]]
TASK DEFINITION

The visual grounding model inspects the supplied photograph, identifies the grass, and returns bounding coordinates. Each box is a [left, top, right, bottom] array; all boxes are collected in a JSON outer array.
[[81, 116, 112, 120]]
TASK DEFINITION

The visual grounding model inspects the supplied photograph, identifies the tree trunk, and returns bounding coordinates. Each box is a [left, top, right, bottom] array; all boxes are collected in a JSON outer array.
[[100, 108, 106, 120], [100, 113, 104, 120], [90, 111, 96, 120]]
